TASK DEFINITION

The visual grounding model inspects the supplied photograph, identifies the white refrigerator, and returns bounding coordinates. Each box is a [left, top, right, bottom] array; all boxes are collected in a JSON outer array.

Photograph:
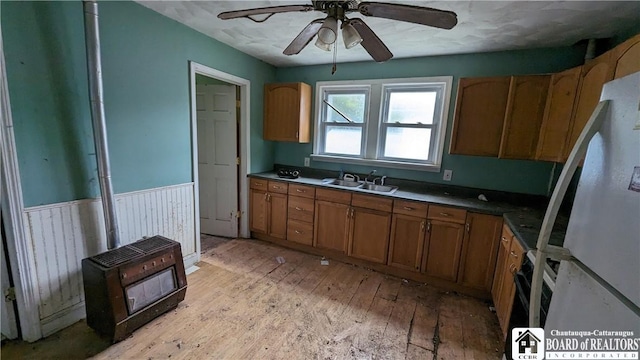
[[545, 72, 640, 333]]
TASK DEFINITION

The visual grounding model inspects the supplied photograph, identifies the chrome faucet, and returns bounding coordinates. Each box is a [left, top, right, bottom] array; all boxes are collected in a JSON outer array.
[[365, 170, 377, 183], [374, 176, 387, 186]]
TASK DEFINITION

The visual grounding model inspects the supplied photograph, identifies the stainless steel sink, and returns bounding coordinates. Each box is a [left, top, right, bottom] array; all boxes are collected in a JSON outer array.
[[328, 179, 362, 187], [359, 183, 398, 193]]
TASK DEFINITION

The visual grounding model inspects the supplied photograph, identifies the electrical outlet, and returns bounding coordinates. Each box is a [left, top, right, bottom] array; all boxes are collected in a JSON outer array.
[[443, 169, 453, 181], [304, 157, 310, 167]]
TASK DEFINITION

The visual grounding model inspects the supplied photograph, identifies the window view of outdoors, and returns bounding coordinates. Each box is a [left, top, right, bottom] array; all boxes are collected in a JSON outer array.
[[324, 93, 366, 155], [386, 91, 436, 124], [384, 128, 431, 160], [383, 91, 437, 160]]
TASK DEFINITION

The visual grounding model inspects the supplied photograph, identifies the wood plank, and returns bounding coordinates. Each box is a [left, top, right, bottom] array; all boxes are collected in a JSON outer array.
[[2, 239, 503, 360]]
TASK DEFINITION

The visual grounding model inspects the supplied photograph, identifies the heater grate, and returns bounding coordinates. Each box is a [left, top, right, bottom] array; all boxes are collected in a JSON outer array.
[[91, 246, 143, 268], [130, 236, 174, 254]]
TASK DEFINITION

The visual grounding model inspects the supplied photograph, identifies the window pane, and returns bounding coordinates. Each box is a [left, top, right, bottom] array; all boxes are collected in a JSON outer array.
[[386, 91, 436, 124], [325, 126, 362, 155], [384, 127, 431, 160], [326, 93, 366, 123]]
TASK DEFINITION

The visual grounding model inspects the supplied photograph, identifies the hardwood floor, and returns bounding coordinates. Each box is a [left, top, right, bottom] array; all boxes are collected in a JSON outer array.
[[1, 238, 503, 359]]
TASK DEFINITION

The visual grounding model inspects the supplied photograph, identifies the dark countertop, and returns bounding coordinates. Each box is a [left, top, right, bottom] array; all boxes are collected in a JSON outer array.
[[249, 171, 568, 251]]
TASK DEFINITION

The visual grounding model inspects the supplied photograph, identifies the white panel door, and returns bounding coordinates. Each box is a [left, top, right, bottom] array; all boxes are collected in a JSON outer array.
[[197, 84, 238, 237]]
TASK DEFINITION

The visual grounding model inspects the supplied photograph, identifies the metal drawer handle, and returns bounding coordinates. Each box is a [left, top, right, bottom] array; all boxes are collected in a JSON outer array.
[[509, 251, 518, 258], [272, 185, 281, 189], [254, 182, 263, 186], [295, 206, 303, 211], [296, 189, 305, 193], [501, 236, 508, 242], [403, 206, 414, 211], [439, 212, 451, 217], [509, 263, 517, 274], [295, 230, 303, 234]]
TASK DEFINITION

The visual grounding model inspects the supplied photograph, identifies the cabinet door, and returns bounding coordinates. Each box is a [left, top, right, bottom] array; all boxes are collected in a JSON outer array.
[[457, 213, 502, 291], [268, 192, 288, 239], [388, 214, 426, 272], [499, 75, 551, 159], [313, 200, 350, 253], [249, 189, 268, 234], [422, 220, 465, 282], [263, 82, 311, 142], [564, 53, 614, 160], [536, 66, 581, 162], [491, 227, 512, 307], [496, 264, 516, 335], [449, 77, 511, 156], [348, 207, 392, 264], [612, 33, 640, 80]]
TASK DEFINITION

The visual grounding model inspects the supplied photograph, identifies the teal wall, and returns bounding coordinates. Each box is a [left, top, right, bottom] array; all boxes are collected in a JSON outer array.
[[274, 46, 587, 195], [2, 1, 276, 207]]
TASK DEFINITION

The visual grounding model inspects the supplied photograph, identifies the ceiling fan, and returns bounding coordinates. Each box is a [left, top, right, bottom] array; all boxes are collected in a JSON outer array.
[[218, 1, 458, 63]]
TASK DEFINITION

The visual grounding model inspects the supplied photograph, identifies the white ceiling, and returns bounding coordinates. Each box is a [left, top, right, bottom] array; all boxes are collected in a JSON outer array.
[[138, 1, 640, 67]]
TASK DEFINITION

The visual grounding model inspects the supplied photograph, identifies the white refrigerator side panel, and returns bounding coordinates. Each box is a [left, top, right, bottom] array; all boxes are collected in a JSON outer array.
[[546, 262, 640, 332], [563, 73, 640, 306]]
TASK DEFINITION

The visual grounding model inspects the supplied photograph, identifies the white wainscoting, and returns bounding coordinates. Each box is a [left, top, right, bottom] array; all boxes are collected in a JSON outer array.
[[22, 182, 196, 336]]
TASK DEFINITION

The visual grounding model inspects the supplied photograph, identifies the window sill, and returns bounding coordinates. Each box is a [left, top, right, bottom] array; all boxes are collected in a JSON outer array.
[[310, 154, 441, 172]]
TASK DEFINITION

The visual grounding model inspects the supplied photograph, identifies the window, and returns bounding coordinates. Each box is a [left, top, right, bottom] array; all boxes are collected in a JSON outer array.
[[312, 77, 452, 171]]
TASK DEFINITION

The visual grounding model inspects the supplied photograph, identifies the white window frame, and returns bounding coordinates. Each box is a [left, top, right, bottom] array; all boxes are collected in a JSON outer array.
[[311, 76, 453, 172]]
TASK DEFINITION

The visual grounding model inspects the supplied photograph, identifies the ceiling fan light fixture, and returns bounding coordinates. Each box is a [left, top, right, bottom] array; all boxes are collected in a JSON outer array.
[[314, 37, 332, 52], [318, 16, 338, 44], [342, 22, 363, 49]]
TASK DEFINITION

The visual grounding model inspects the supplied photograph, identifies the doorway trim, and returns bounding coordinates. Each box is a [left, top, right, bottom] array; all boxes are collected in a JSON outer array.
[[0, 27, 42, 341], [188, 62, 251, 254]]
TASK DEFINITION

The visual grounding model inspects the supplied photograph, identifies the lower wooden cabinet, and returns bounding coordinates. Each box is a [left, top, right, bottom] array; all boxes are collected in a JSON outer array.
[[422, 220, 465, 282], [388, 214, 426, 271], [492, 224, 525, 337], [458, 213, 503, 291], [249, 181, 288, 239], [249, 189, 269, 234], [249, 177, 522, 301], [313, 200, 350, 253], [348, 207, 392, 264]]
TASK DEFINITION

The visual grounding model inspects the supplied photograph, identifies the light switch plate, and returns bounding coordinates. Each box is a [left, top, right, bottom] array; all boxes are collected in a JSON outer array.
[[304, 157, 310, 167], [443, 169, 453, 181]]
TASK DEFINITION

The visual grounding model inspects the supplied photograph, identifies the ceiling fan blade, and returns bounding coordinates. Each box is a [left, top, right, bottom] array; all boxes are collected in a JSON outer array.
[[358, 2, 457, 30], [218, 5, 314, 20], [283, 19, 324, 55], [348, 18, 393, 62]]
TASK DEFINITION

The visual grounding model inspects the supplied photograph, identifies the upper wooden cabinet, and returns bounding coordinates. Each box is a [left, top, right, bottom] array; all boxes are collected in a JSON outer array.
[[499, 75, 551, 159], [535, 67, 581, 162], [563, 53, 614, 160], [263, 82, 311, 143], [449, 77, 511, 156], [612, 33, 640, 80]]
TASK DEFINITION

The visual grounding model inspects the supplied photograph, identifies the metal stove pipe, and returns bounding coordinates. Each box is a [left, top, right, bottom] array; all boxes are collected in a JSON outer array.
[[83, 0, 120, 250]]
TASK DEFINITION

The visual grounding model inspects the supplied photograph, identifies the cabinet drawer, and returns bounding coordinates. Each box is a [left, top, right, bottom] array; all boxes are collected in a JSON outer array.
[[288, 196, 314, 223], [393, 200, 428, 217], [428, 205, 467, 224], [351, 193, 393, 212], [268, 181, 288, 194], [288, 184, 315, 199], [315, 188, 351, 204], [249, 178, 268, 191], [287, 219, 313, 245]]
